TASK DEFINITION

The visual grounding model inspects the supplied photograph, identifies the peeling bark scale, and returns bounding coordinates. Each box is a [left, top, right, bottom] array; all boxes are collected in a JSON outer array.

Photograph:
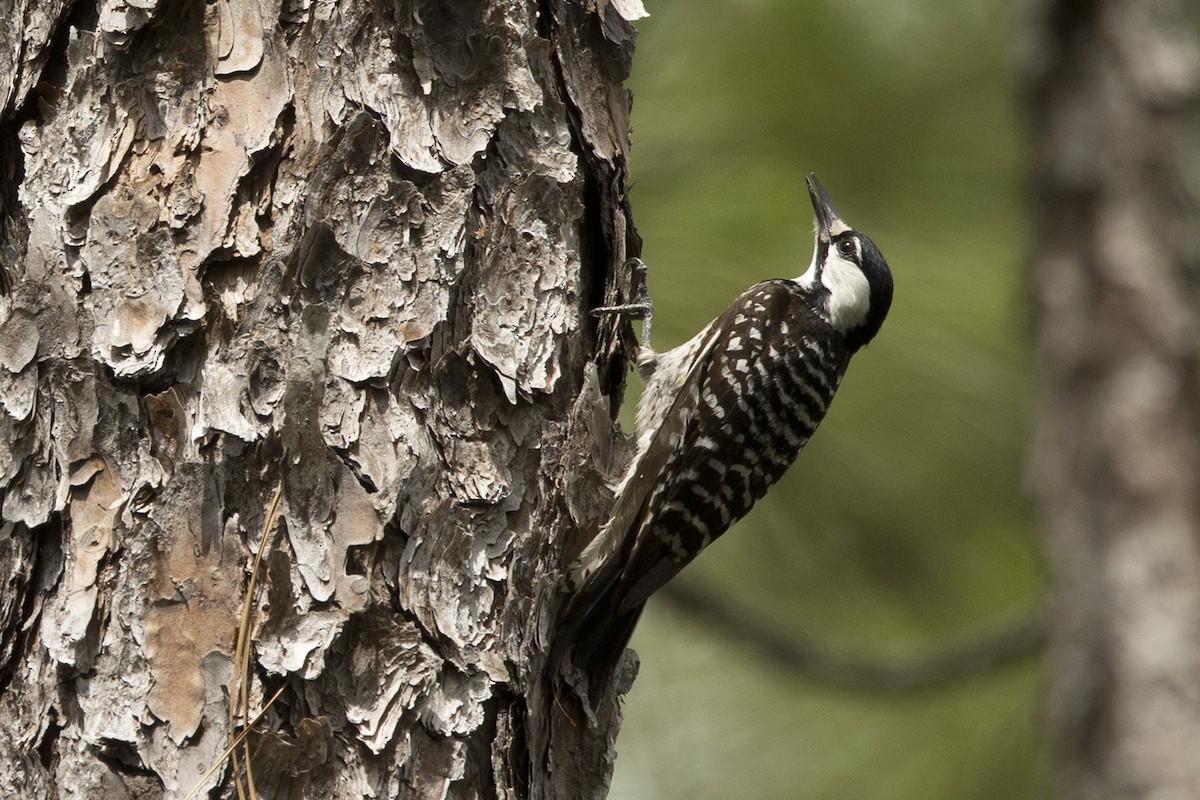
[[0, 1, 647, 798]]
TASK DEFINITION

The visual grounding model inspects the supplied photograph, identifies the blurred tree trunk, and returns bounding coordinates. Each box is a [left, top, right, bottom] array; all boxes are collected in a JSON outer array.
[[0, 1, 644, 797], [1024, 1, 1200, 798]]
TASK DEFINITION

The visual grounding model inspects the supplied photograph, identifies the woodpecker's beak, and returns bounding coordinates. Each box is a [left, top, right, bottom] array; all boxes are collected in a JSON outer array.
[[806, 173, 844, 244]]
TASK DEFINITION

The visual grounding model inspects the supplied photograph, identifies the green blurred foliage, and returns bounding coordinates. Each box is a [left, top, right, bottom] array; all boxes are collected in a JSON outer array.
[[609, 1, 1050, 798]]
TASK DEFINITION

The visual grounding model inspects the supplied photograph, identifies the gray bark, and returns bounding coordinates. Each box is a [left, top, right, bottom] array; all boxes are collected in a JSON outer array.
[[0, 0, 646, 797], [1023, 1, 1200, 797]]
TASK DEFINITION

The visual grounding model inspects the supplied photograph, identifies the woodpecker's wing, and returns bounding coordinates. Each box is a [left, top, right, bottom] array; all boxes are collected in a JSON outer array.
[[554, 281, 848, 688], [551, 312, 730, 684], [609, 280, 849, 614], [572, 320, 725, 584]]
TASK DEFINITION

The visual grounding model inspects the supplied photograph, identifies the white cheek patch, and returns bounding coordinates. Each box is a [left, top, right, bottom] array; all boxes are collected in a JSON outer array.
[[821, 254, 871, 331]]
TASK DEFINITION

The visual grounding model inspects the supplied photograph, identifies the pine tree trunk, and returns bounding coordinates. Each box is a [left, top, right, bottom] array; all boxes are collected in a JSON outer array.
[[0, 1, 645, 797], [1023, 1, 1200, 797]]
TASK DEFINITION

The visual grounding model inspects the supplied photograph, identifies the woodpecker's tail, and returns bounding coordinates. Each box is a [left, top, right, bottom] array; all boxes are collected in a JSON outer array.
[[549, 555, 644, 703]]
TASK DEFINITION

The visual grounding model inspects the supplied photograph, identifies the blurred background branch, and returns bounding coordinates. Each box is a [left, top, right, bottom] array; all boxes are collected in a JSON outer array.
[[661, 582, 1045, 693]]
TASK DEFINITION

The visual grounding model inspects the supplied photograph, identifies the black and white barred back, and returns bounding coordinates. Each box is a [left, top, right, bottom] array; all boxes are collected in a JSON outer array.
[[552, 174, 891, 693], [596, 280, 849, 616]]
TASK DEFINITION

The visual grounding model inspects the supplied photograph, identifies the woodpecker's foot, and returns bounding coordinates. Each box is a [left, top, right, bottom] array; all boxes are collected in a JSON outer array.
[[593, 258, 653, 347]]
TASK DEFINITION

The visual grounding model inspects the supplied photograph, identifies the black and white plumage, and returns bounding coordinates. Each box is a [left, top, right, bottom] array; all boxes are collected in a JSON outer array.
[[554, 174, 893, 692]]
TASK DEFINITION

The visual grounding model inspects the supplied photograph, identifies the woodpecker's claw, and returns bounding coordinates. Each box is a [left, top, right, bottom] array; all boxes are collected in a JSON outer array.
[[593, 258, 653, 347]]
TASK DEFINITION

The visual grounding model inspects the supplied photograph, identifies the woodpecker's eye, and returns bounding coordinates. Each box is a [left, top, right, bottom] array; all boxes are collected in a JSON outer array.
[[836, 239, 857, 259]]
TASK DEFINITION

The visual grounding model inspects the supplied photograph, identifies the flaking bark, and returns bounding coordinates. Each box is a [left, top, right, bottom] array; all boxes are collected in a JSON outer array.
[[0, 0, 647, 797]]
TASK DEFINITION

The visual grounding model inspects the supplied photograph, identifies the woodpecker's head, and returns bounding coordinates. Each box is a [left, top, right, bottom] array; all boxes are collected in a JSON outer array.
[[798, 173, 893, 352]]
